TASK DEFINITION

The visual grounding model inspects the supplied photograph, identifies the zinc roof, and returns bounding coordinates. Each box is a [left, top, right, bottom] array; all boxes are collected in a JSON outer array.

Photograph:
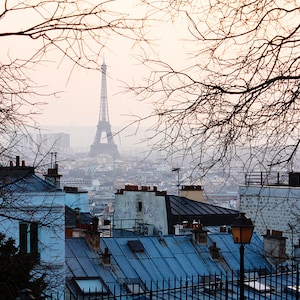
[[66, 230, 270, 286], [0, 173, 60, 193], [167, 195, 240, 226]]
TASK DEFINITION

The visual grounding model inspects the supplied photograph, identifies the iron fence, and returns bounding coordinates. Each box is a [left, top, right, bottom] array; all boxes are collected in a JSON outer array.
[[38, 266, 300, 300]]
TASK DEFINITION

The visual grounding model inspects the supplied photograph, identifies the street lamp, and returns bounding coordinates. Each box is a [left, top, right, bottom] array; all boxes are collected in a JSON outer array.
[[231, 212, 254, 300]]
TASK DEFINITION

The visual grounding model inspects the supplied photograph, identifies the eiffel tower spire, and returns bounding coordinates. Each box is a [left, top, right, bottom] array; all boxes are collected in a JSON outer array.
[[89, 60, 120, 158]]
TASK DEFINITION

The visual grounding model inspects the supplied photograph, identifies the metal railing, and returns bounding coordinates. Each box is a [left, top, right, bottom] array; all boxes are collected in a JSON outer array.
[[244, 172, 289, 186], [51, 266, 300, 300]]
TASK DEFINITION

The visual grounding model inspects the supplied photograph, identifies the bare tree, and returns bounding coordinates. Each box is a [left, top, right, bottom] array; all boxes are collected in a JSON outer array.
[[131, 0, 300, 176]]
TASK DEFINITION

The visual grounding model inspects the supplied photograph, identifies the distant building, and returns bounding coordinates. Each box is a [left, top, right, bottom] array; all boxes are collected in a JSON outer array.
[[36, 132, 71, 153]]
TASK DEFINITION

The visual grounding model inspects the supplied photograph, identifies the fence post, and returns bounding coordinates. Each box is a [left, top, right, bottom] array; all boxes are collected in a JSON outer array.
[[225, 271, 228, 299], [297, 265, 299, 300], [185, 275, 187, 300]]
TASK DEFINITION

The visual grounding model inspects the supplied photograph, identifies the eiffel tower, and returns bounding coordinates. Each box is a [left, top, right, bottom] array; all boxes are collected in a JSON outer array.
[[89, 61, 120, 158]]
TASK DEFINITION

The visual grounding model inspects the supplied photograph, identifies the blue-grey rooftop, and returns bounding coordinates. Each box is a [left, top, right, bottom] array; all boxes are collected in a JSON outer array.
[[0, 172, 60, 192], [65, 228, 290, 299], [167, 195, 240, 226]]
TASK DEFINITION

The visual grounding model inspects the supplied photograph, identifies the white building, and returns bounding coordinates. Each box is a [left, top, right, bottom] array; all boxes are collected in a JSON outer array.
[[114, 185, 169, 235]]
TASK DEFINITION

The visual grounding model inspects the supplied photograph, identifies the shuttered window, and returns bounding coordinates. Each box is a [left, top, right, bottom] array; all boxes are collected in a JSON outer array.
[[19, 222, 40, 261]]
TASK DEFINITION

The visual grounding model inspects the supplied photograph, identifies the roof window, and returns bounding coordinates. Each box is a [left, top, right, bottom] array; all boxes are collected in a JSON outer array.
[[127, 240, 144, 252]]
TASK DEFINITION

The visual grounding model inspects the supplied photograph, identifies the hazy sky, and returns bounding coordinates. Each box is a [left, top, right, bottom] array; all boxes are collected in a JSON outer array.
[[30, 4, 188, 130]]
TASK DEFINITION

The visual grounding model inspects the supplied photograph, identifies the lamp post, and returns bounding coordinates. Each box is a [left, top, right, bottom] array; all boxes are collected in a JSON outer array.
[[231, 212, 254, 300]]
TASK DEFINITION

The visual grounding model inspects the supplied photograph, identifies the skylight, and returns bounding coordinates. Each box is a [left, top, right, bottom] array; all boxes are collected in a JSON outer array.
[[245, 280, 273, 292], [75, 278, 107, 294], [127, 240, 144, 252]]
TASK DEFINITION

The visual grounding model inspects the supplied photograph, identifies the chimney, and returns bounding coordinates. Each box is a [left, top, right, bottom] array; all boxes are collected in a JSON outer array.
[[220, 226, 227, 233], [43, 163, 62, 189], [179, 185, 204, 202], [102, 247, 111, 266], [192, 223, 208, 244], [16, 156, 20, 167], [294, 239, 300, 263], [263, 229, 288, 264], [209, 242, 220, 259]]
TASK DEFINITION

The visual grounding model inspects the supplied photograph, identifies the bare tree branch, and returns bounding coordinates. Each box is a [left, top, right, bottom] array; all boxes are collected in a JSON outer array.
[[130, 0, 300, 175]]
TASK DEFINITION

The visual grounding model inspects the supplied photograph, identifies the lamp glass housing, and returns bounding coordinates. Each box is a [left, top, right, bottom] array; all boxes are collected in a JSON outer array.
[[231, 213, 254, 244]]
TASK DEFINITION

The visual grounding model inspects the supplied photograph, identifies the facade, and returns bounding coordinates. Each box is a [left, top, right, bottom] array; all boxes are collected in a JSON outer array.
[[114, 185, 169, 235], [64, 186, 90, 212], [239, 171, 300, 262]]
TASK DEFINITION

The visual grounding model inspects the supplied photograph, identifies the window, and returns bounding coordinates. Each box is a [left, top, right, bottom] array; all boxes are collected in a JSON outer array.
[[19, 222, 40, 260], [138, 201, 142, 212]]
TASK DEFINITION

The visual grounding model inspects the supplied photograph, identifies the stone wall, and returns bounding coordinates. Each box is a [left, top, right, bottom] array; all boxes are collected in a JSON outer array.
[[239, 184, 300, 261]]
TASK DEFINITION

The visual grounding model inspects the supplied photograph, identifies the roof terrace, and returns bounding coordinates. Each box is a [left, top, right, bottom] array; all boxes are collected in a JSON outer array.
[[244, 171, 300, 187]]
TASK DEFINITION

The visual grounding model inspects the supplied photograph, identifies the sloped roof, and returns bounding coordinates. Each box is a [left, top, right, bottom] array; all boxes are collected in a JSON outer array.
[[167, 195, 240, 226], [66, 237, 122, 295], [0, 173, 60, 193], [208, 228, 271, 272], [66, 229, 272, 297]]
